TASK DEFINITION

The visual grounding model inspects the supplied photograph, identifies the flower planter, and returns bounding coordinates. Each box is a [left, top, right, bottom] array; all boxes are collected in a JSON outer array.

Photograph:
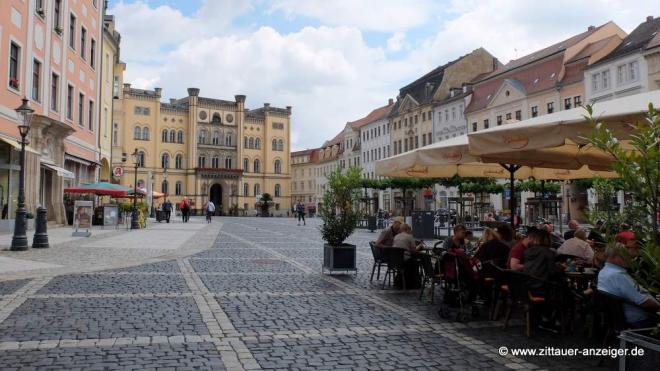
[[618, 328, 660, 370], [322, 243, 357, 274]]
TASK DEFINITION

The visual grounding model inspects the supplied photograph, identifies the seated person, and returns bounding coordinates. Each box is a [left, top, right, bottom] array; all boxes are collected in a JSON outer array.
[[375, 216, 403, 247], [523, 229, 558, 283], [557, 228, 595, 263], [475, 228, 510, 269], [392, 223, 422, 260], [507, 227, 541, 271], [564, 220, 579, 240], [598, 245, 660, 329], [442, 224, 467, 253], [542, 222, 565, 249], [588, 220, 607, 246]]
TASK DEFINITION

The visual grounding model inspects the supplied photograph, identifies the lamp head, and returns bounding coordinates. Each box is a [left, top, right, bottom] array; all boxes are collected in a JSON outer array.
[[15, 97, 33, 137], [131, 148, 140, 166]]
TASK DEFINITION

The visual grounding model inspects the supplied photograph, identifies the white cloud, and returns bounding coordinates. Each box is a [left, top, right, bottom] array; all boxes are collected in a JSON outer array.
[[269, 0, 439, 32], [387, 32, 406, 52]]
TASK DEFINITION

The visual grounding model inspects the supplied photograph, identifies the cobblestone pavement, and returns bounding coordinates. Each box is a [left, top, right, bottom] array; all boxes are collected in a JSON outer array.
[[0, 217, 617, 370]]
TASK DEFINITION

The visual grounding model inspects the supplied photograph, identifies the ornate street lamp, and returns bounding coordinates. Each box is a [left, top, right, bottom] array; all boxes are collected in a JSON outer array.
[[11, 98, 34, 251], [130, 148, 140, 229]]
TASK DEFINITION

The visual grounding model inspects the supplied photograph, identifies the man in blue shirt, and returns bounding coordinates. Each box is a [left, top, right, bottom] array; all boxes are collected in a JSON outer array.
[[598, 246, 660, 328]]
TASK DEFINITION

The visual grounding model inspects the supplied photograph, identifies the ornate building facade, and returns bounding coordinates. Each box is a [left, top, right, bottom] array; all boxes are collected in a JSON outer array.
[[113, 85, 291, 215]]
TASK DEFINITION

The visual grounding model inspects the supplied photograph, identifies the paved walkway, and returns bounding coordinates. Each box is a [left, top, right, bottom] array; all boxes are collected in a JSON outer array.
[[0, 217, 616, 370]]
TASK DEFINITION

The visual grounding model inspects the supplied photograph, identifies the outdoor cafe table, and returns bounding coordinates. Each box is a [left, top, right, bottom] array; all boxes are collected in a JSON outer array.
[[564, 271, 597, 291]]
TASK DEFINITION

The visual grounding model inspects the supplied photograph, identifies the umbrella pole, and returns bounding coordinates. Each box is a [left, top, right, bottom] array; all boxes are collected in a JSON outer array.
[[500, 164, 521, 229]]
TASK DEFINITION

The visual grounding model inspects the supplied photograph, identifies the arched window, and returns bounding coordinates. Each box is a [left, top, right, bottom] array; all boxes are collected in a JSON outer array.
[[225, 157, 232, 169], [211, 156, 219, 168], [255, 138, 261, 149], [198, 155, 206, 168], [137, 151, 145, 167], [278, 139, 284, 151], [212, 131, 220, 145], [212, 112, 221, 123], [253, 159, 260, 173], [254, 183, 261, 196], [161, 180, 168, 195], [162, 129, 168, 142], [198, 130, 206, 144], [274, 159, 281, 174], [274, 184, 281, 197], [177, 130, 184, 143], [243, 183, 249, 196], [133, 126, 141, 140], [175, 154, 183, 169], [161, 153, 170, 169], [142, 127, 150, 140], [243, 158, 249, 172], [175, 181, 182, 196], [248, 137, 254, 149], [225, 133, 232, 146], [244, 137, 249, 148], [272, 138, 277, 150], [169, 130, 176, 143]]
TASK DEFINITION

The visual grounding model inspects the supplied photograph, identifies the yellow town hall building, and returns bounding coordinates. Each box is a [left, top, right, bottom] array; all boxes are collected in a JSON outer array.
[[112, 84, 291, 215]]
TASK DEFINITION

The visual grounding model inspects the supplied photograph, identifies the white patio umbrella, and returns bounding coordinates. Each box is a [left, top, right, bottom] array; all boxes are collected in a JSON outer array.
[[468, 90, 660, 170]]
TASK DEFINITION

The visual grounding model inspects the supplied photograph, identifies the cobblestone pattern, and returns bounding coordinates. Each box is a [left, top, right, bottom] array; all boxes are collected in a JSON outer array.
[[199, 273, 339, 293], [37, 274, 190, 295], [102, 260, 182, 273], [194, 248, 276, 259], [0, 296, 208, 342], [0, 342, 226, 370], [191, 258, 300, 274], [0, 279, 31, 295]]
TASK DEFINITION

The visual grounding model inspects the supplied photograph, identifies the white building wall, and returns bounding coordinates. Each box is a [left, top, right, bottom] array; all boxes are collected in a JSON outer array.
[[433, 96, 469, 142], [585, 53, 648, 102]]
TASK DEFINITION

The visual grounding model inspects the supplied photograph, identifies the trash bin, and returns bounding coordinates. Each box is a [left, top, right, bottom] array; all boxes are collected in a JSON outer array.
[[367, 216, 377, 232]]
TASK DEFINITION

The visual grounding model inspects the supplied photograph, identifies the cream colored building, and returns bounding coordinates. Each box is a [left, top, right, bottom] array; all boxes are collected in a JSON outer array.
[[113, 85, 291, 215], [290, 148, 319, 215], [99, 12, 121, 181]]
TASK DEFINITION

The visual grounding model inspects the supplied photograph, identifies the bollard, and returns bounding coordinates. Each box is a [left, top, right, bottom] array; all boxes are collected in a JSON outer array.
[[32, 207, 49, 248]]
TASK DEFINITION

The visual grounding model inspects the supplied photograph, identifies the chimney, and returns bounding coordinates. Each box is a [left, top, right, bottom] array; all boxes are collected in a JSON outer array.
[[234, 94, 246, 103], [286, 106, 292, 113], [425, 82, 434, 99], [647, 15, 654, 22], [588, 25, 595, 31], [388, 98, 393, 105], [154, 87, 162, 96], [123, 83, 131, 90], [187, 87, 200, 97], [492, 57, 499, 71], [263, 103, 270, 108]]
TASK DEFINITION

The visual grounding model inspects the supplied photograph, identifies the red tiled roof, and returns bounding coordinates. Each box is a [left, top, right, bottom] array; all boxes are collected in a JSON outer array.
[[562, 59, 588, 86], [291, 148, 318, 156], [466, 56, 564, 113], [348, 102, 395, 129], [566, 35, 619, 63]]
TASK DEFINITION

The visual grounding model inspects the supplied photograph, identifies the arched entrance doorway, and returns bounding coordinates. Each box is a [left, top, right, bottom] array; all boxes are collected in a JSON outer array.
[[209, 183, 222, 215], [100, 158, 111, 181]]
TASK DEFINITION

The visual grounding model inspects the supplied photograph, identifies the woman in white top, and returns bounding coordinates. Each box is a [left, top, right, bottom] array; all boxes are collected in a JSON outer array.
[[557, 228, 594, 262], [392, 224, 421, 259]]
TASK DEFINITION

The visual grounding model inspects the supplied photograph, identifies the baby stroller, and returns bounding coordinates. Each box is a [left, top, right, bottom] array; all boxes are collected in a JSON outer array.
[[438, 249, 479, 322]]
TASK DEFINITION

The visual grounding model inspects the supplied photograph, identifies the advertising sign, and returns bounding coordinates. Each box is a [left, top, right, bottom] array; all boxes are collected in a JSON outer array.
[[113, 166, 124, 177], [72, 200, 93, 237], [103, 204, 119, 228]]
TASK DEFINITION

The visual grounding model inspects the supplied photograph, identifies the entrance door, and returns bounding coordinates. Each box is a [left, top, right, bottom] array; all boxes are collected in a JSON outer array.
[[209, 184, 222, 215]]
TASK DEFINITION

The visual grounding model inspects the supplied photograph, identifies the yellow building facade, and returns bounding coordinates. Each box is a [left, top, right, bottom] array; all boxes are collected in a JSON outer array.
[[113, 85, 291, 215]]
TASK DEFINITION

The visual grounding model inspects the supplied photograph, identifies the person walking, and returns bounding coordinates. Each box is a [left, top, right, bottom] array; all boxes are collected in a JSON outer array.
[[296, 202, 306, 226], [180, 198, 190, 223], [162, 199, 172, 223], [205, 200, 216, 223]]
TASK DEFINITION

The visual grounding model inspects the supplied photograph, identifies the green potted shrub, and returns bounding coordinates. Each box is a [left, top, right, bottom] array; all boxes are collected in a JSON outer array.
[[319, 167, 361, 274], [257, 193, 273, 217], [587, 104, 660, 368]]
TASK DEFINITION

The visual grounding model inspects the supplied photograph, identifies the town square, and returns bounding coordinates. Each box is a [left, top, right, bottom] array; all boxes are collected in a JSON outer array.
[[1, 0, 660, 370]]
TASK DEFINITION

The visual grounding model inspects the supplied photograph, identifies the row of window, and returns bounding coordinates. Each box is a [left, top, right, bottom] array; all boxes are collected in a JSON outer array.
[[160, 153, 184, 169], [292, 180, 314, 191], [8, 43, 94, 131], [591, 61, 639, 92], [392, 111, 434, 131], [362, 123, 390, 142], [244, 137, 262, 149], [242, 183, 282, 197], [161, 129, 185, 143], [437, 105, 464, 123], [363, 145, 391, 163], [392, 133, 432, 155], [199, 130, 233, 146], [159, 180, 183, 196], [470, 97, 580, 132], [197, 156, 233, 169]]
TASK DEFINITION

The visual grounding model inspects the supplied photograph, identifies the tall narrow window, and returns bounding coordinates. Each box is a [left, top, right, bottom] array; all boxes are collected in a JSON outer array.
[[274, 184, 281, 197], [254, 184, 261, 196], [36, 0, 44, 14], [274, 160, 282, 174], [80, 27, 87, 60], [255, 138, 261, 149], [113, 123, 118, 145], [212, 131, 219, 145], [211, 156, 219, 168], [177, 130, 184, 143], [547, 102, 554, 114], [142, 127, 150, 140], [497, 115, 502, 125], [243, 183, 249, 196], [69, 14, 76, 49], [161, 153, 169, 169], [32, 59, 41, 101], [515, 110, 522, 121], [137, 151, 145, 167], [133, 126, 141, 140], [54, 0, 62, 31], [484, 119, 489, 129], [9, 42, 20, 90], [253, 159, 260, 173], [225, 157, 232, 169], [162, 129, 168, 142], [225, 134, 232, 146], [243, 158, 249, 172], [198, 156, 206, 168], [169, 130, 176, 143], [564, 98, 572, 110], [78, 92, 84, 126], [175, 181, 182, 196], [104, 108, 108, 137], [531, 106, 538, 117], [90, 39, 96, 68], [88, 100, 94, 130], [51, 73, 59, 111], [175, 154, 183, 169], [161, 181, 168, 195]]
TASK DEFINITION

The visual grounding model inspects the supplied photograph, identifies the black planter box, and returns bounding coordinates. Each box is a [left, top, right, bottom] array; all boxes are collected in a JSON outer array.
[[323, 243, 357, 274], [619, 328, 660, 370]]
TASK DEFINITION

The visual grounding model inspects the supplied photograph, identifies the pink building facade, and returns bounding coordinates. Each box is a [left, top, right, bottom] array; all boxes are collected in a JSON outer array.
[[0, 0, 103, 226]]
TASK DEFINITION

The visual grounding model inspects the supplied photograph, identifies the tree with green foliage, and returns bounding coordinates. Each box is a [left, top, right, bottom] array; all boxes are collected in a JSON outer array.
[[319, 167, 362, 245]]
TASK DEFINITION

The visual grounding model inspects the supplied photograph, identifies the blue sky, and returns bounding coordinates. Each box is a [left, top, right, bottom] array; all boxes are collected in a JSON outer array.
[[107, 0, 660, 150]]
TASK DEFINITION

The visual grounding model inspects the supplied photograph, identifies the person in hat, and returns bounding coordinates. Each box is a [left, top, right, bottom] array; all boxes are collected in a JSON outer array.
[[375, 216, 403, 247]]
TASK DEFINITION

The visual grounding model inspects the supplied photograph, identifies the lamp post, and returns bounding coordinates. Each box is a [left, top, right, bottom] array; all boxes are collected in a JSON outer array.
[[130, 149, 140, 229], [11, 98, 34, 251]]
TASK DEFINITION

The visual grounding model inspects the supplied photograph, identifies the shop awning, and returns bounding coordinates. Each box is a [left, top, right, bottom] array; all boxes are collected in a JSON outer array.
[[0, 136, 40, 154], [42, 162, 75, 179], [65, 181, 132, 197]]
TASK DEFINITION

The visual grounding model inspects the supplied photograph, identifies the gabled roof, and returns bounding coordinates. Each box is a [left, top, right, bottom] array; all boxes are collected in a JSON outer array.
[[566, 35, 620, 63], [292, 149, 317, 157], [348, 102, 395, 129], [598, 16, 660, 63]]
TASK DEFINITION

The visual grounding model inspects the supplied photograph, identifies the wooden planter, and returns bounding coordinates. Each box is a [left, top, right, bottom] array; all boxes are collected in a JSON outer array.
[[322, 243, 357, 275]]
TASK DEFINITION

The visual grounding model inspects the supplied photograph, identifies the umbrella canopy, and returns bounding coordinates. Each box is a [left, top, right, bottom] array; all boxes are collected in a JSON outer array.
[[468, 90, 660, 170], [138, 188, 166, 199], [64, 182, 132, 197], [375, 135, 615, 180]]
